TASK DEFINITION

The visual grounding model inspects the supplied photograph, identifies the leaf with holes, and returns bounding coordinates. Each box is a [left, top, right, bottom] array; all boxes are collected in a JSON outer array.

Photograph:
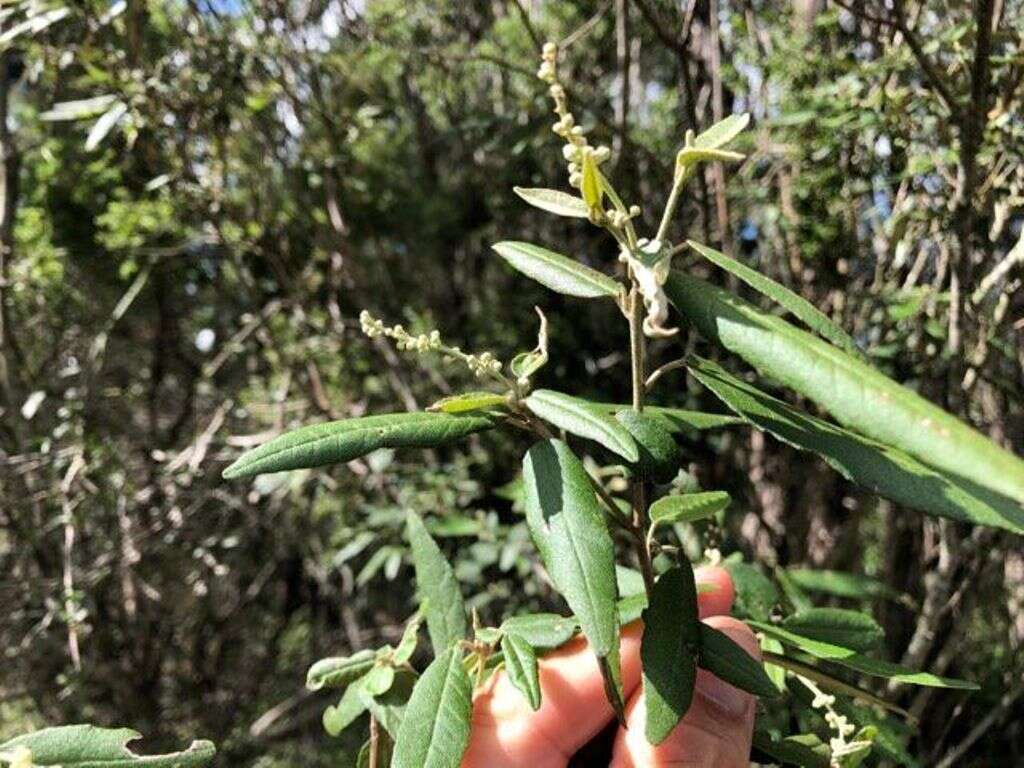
[[0, 726, 215, 767]]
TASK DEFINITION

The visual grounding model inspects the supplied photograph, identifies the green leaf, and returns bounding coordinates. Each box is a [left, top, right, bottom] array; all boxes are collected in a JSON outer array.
[[513, 187, 590, 218], [693, 113, 751, 151], [307, 650, 378, 691], [724, 561, 779, 622], [752, 730, 831, 768], [686, 240, 860, 356], [428, 391, 508, 414], [581, 151, 603, 210], [525, 390, 639, 462], [761, 636, 787, 691], [223, 412, 494, 479], [324, 682, 369, 736], [785, 569, 903, 603], [501, 633, 542, 710], [363, 664, 397, 696], [394, 612, 423, 665], [781, 609, 884, 652], [687, 357, 1024, 534], [361, 670, 417, 740], [407, 513, 467, 654], [641, 565, 699, 745], [0, 726, 215, 767], [650, 491, 731, 527], [751, 621, 978, 689], [614, 410, 682, 483], [698, 624, 780, 699], [392, 649, 473, 768], [666, 274, 1024, 510], [588, 403, 742, 434], [522, 440, 620, 660], [500, 613, 578, 649], [492, 241, 620, 298]]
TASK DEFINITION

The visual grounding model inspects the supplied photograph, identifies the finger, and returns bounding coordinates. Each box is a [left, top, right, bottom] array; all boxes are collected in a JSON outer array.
[[610, 616, 760, 768], [461, 566, 736, 767]]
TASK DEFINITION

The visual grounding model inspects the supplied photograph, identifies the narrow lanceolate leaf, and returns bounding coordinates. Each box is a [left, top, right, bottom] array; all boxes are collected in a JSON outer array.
[[522, 440, 620, 660], [513, 187, 590, 218], [500, 613, 578, 649], [501, 633, 542, 710], [750, 621, 978, 689], [698, 624, 780, 699], [392, 650, 472, 768], [785, 568, 904, 603], [641, 565, 699, 745], [589, 402, 742, 434], [223, 412, 494, 479], [781, 608, 884, 652], [667, 274, 1024, 509], [492, 241, 620, 299], [307, 649, 377, 691], [525, 390, 639, 462], [0, 726, 215, 767], [752, 730, 831, 768], [693, 113, 751, 151], [407, 513, 467, 654], [650, 491, 731, 527], [724, 561, 779, 622], [615, 410, 682, 483], [687, 357, 1024, 534], [428, 391, 508, 414], [686, 240, 860, 356]]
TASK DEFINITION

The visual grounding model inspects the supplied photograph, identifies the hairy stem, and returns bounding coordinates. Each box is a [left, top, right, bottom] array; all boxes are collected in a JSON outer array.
[[627, 281, 655, 596]]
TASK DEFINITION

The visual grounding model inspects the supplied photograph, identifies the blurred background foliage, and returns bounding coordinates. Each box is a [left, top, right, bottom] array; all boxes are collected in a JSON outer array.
[[1, 0, 1022, 765]]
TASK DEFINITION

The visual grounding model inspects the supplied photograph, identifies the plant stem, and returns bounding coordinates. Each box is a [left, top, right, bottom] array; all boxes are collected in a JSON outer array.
[[626, 278, 656, 596], [368, 715, 380, 768], [656, 166, 691, 243]]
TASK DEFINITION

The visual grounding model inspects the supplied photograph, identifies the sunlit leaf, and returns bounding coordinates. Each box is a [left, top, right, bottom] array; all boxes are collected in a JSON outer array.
[[686, 357, 1024, 534], [649, 491, 731, 527], [0, 726, 215, 767], [500, 613, 578, 649], [686, 240, 860, 356], [223, 412, 494, 479], [513, 187, 590, 218], [522, 440, 620, 662], [667, 275, 1024, 511], [525, 390, 639, 462], [492, 241, 620, 298], [751, 621, 978, 689], [407, 513, 467, 654]]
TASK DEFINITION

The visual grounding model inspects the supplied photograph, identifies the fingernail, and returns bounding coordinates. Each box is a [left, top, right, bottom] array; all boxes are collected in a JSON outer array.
[[695, 668, 750, 718]]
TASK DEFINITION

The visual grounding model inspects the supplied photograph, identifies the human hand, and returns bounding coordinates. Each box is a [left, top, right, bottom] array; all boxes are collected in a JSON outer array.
[[461, 566, 759, 768]]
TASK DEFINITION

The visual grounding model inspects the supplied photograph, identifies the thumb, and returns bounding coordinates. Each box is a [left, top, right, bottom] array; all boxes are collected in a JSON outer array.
[[610, 616, 759, 768]]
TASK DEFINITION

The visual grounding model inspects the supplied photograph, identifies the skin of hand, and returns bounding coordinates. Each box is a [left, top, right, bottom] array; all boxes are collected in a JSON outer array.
[[461, 566, 760, 768]]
